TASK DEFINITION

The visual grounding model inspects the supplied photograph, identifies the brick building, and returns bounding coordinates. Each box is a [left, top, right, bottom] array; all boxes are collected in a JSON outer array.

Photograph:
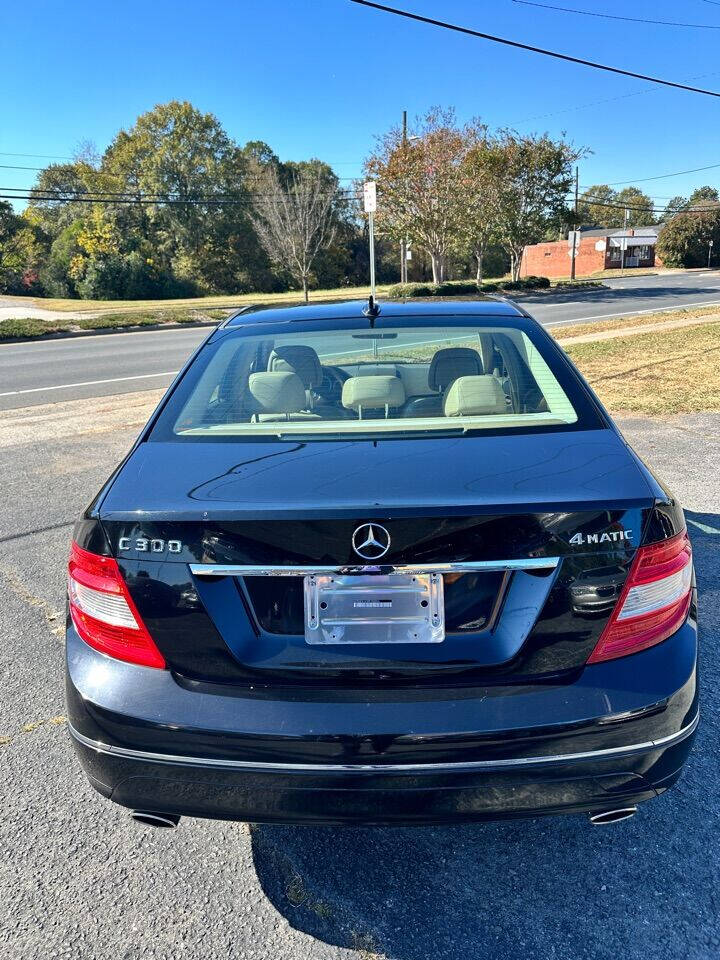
[[520, 226, 662, 279]]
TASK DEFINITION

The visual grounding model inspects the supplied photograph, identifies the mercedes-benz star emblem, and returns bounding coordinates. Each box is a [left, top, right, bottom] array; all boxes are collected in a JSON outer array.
[[352, 523, 391, 560]]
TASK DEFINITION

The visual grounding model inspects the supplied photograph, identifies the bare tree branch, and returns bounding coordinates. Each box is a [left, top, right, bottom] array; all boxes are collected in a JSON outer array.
[[250, 166, 338, 301]]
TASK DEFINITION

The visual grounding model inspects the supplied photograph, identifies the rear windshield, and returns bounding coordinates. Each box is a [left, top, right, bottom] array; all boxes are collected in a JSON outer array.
[[150, 318, 602, 442]]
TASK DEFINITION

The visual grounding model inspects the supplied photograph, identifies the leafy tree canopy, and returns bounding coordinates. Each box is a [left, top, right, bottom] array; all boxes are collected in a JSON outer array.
[[578, 184, 654, 228], [656, 205, 720, 268]]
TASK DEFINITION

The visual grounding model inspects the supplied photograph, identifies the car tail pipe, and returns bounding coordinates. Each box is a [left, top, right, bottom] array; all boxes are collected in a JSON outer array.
[[130, 810, 181, 829], [588, 806, 638, 825]]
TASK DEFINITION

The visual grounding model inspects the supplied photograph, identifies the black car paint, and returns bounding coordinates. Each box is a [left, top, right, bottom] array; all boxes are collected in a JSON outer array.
[[65, 299, 698, 824]]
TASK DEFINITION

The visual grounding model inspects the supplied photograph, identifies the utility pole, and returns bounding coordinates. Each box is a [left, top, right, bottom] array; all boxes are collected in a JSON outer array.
[[620, 207, 629, 275], [369, 210, 377, 299], [363, 181, 377, 303], [570, 165, 579, 281], [400, 110, 408, 283]]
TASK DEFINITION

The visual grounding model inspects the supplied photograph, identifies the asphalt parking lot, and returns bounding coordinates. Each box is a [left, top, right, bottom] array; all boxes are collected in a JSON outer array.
[[1, 394, 718, 960]]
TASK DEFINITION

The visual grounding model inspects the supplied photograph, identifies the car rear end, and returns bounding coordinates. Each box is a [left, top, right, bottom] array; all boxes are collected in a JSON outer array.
[[65, 303, 698, 825]]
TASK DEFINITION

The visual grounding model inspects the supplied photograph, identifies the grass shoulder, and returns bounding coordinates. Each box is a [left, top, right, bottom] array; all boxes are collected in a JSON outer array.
[[564, 320, 720, 414], [0, 308, 229, 341]]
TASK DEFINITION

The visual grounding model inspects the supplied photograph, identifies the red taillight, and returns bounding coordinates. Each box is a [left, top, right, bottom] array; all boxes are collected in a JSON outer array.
[[588, 530, 693, 664], [67, 542, 166, 669]]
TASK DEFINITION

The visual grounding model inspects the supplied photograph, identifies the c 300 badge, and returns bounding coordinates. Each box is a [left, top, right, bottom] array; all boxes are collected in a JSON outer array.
[[118, 537, 182, 554]]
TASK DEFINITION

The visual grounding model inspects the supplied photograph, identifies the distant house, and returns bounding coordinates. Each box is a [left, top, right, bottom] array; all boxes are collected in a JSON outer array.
[[520, 226, 663, 279]]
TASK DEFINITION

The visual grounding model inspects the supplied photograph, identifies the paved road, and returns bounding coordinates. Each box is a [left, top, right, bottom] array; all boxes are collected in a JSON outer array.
[[1, 395, 718, 959], [2, 270, 720, 411]]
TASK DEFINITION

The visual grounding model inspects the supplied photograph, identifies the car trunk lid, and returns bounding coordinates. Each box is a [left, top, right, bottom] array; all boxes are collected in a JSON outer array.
[[99, 429, 655, 685]]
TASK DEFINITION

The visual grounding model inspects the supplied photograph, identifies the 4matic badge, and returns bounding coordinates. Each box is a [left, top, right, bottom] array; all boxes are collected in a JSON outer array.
[[569, 530, 632, 546]]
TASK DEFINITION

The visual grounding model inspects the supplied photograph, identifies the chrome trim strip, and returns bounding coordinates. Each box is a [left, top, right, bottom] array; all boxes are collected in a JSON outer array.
[[68, 712, 698, 774], [189, 558, 560, 578]]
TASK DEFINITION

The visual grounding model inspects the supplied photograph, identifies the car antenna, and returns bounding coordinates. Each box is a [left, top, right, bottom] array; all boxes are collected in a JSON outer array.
[[363, 295, 380, 327]]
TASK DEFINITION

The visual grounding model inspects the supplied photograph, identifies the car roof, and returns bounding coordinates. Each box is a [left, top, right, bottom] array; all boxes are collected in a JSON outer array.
[[224, 297, 527, 328]]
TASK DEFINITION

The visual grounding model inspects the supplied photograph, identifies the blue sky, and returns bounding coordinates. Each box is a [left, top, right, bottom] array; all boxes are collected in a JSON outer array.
[[2, 0, 720, 208]]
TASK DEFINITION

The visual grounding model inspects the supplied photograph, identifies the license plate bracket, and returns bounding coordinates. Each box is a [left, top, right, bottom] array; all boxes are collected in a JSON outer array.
[[304, 573, 445, 645]]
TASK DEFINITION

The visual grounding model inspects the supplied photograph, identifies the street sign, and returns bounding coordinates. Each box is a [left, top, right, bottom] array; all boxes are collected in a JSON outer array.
[[363, 181, 377, 214], [363, 182, 377, 300]]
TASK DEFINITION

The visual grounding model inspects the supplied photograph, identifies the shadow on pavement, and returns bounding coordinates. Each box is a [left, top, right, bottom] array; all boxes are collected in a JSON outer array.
[[250, 511, 719, 960]]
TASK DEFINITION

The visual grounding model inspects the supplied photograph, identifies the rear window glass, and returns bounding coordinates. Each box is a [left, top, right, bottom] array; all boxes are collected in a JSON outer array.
[[150, 320, 601, 442]]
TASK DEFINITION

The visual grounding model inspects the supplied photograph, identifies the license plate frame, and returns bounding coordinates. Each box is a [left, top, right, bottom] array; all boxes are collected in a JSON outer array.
[[303, 572, 445, 645]]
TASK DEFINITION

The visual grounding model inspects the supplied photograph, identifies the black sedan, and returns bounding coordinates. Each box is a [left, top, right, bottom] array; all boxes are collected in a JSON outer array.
[[65, 298, 698, 828]]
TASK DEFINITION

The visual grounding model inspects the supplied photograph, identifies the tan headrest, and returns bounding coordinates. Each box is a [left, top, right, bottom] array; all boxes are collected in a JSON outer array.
[[268, 345, 323, 388], [341, 375, 406, 412], [248, 372, 306, 414], [429, 347, 482, 391], [443, 375, 508, 417]]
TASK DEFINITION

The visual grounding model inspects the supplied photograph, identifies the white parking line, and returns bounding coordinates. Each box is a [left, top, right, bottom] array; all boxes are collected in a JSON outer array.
[[687, 518, 720, 535], [0, 371, 178, 397]]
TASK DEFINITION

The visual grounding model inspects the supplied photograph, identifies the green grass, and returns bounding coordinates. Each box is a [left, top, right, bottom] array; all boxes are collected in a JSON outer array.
[[565, 321, 720, 414], [0, 284, 395, 315], [2, 276, 534, 315], [0, 307, 229, 340], [0, 273, 611, 341]]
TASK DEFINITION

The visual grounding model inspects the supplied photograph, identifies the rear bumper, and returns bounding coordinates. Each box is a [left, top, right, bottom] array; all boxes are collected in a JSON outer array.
[[65, 619, 699, 825], [69, 715, 697, 825]]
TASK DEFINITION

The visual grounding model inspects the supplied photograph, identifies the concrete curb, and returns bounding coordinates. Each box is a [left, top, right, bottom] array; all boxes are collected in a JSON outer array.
[[0, 319, 220, 346]]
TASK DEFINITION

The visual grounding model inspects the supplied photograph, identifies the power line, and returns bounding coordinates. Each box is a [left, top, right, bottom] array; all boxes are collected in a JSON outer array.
[[3, 181, 716, 216], [0, 164, 51, 172], [579, 160, 720, 187], [512, 0, 720, 29], [506, 64, 720, 125], [0, 190, 361, 206], [0, 150, 74, 160], [7, 154, 720, 191], [0, 162, 361, 183], [579, 194, 719, 215], [349, 0, 720, 96], [0, 162, 361, 182], [0, 194, 255, 206]]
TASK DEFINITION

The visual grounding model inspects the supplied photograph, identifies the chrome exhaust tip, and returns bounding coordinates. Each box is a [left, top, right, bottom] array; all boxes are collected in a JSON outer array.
[[130, 811, 180, 829], [588, 806, 638, 825]]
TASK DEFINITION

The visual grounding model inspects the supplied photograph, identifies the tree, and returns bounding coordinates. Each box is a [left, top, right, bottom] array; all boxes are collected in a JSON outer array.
[[577, 184, 618, 227], [27, 162, 100, 236], [656, 204, 720, 267], [577, 184, 654, 228], [458, 131, 501, 283], [615, 187, 654, 227], [250, 162, 338, 301], [364, 108, 474, 283], [664, 195, 688, 219], [20, 101, 368, 299], [688, 185, 719, 207], [578, 183, 656, 229], [490, 131, 581, 280], [0, 202, 45, 293], [102, 101, 249, 286]]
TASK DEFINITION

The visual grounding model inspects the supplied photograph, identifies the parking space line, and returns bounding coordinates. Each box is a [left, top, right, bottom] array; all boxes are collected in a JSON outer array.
[[687, 518, 720, 535]]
